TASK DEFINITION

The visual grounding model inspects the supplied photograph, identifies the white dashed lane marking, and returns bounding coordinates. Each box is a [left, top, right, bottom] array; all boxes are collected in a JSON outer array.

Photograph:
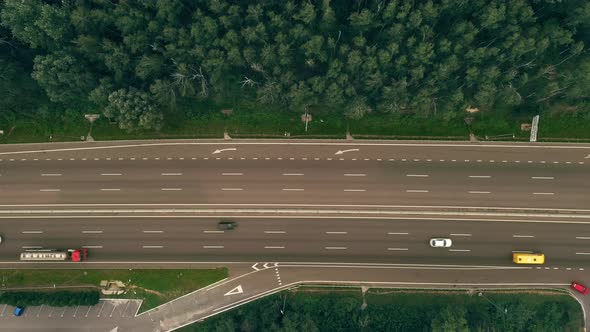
[[406, 174, 429, 177], [222, 173, 243, 176], [343, 189, 366, 192], [513, 235, 535, 238], [161, 173, 182, 176], [344, 173, 366, 177], [531, 176, 554, 180], [39, 189, 60, 192], [406, 190, 429, 193], [387, 248, 409, 251], [100, 173, 122, 176], [41, 173, 62, 176], [468, 175, 491, 178]]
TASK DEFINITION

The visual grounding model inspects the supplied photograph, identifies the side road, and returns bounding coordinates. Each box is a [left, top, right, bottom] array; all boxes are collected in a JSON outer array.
[[123, 262, 590, 331], [0, 262, 586, 331]]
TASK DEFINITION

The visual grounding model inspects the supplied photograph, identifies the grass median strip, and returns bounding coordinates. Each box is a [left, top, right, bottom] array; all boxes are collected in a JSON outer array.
[[0, 268, 227, 312]]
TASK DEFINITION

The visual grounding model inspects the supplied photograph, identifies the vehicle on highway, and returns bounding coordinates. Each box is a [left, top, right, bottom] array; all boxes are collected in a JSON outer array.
[[19, 248, 89, 262], [429, 238, 452, 248], [0, 234, 2, 244], [218, 220, 237, 230], [14, 306, 24, 316], [571, 282, 589, 295], [512, 252, 545, 264]]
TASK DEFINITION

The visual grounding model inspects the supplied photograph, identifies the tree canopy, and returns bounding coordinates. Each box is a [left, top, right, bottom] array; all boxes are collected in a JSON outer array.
[[1, 0, 589, 130]]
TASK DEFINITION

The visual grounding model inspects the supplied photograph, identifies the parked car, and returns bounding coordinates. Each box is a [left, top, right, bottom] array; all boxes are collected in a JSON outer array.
[[429, 238, 452, 248], [14, 306, 24, 316], [218, 220, 237, 230], [571, 281, 589, 295]]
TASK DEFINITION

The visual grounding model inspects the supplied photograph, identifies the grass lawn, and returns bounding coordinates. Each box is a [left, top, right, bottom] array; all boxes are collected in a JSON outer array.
[[0, 268, 227, 312]]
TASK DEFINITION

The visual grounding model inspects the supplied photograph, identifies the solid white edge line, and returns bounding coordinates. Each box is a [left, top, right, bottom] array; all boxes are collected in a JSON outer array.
[[3, 203, 590, 212]]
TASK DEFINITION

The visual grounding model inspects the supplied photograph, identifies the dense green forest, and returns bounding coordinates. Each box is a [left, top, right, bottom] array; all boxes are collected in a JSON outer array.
[[1, 0, 590, 138], [184, 289, 583, 332]]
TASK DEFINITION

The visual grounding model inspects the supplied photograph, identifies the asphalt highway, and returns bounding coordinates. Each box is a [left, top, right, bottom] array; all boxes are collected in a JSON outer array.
[[2, 217, 590, 269], [0, 158, 588, 208]]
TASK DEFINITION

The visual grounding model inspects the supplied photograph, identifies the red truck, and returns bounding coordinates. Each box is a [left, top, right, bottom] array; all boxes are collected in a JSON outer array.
[[19, 249, 88, 262]]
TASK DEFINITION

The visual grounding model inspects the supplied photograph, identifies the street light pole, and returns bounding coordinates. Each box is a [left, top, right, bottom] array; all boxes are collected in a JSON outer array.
[[280, 293, 287, 315], [478, 292, 507, 314]]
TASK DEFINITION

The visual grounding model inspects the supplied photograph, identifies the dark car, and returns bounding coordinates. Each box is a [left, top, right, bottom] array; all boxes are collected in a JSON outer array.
[[571, 282, 589, 295], [14, 306, 24, 316], [218, 220, 237, 230]]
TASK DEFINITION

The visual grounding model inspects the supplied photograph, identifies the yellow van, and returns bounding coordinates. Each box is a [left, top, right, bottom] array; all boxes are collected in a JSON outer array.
[[512, 253, 545, 264]]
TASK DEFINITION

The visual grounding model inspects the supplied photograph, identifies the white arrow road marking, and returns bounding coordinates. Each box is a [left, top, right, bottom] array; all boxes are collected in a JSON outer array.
[[251, 263, 260, 271], [585, 154, 590, 159], [334, 148, 360, 155], [224, 285, 243, 296], [212, 148, 237, 154]]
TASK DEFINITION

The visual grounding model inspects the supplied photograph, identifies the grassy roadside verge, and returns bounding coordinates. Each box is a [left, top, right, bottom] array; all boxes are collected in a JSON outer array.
[[0, 268, 227, 312], [2, 97, 589, 144], [183, 287, 583, 332]]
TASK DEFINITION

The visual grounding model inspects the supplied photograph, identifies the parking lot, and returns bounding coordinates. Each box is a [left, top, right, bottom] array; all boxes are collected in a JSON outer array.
[[0, 299, 142, 331]]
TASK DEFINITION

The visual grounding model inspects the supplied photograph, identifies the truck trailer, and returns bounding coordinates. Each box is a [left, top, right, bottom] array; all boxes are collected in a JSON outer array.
[[19, 248, 88, 262]]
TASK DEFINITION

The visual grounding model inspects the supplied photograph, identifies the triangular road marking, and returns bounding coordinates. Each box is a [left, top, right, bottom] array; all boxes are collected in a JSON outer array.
[[224, 285, 243, 296], [585, 154, 590, 159]]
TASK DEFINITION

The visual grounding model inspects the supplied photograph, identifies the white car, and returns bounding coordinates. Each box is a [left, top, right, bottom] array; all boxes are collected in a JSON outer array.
[[430, 238, 452, 248]]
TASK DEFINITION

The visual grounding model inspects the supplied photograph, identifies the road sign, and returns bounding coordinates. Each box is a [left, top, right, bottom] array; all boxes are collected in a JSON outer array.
[[530, 115, 540, 142], [224, 285, 243, 296]]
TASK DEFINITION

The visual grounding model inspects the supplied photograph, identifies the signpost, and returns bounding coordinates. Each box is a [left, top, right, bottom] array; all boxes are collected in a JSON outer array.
[[530, 115, 540, 142]]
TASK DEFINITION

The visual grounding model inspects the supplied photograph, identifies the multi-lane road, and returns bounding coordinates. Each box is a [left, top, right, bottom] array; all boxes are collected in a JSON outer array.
[[0, 139, 589, 331]]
